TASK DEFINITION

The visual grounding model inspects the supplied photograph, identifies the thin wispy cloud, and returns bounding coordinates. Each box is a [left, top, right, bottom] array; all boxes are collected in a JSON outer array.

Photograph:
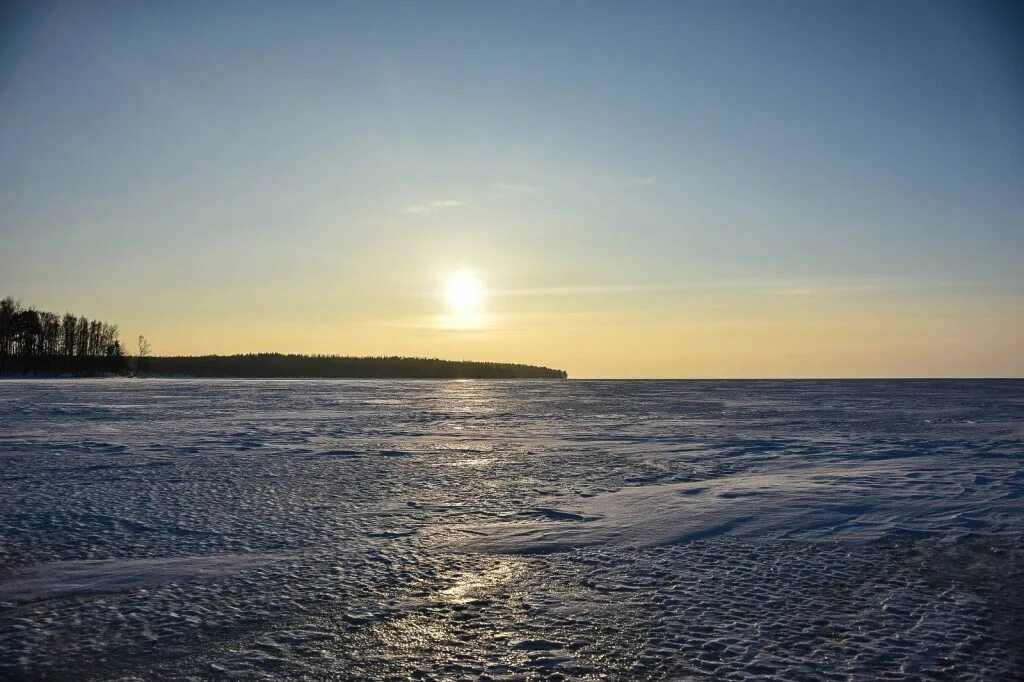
[[493, 182, 542, 194], [629, 176, 658, 186], [489, 278, 990, 299], [401, 199, 465, 215], [758, 279, 989, 297]]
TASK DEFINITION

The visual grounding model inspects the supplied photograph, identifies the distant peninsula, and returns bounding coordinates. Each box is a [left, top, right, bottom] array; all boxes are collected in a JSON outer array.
[[145, 354, 568, 379]]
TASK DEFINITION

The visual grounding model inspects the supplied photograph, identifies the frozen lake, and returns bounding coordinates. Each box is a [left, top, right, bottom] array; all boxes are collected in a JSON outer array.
[[1, 379, 1022, 679]]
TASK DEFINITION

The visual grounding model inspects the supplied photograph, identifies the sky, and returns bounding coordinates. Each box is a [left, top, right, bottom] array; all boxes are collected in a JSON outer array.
[[1, 0, 1022, 378]]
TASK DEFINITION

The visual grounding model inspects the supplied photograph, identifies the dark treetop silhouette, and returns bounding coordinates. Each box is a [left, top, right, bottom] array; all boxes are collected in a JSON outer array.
[[0, 297, 566, 379], [0, 297, 125, 376]]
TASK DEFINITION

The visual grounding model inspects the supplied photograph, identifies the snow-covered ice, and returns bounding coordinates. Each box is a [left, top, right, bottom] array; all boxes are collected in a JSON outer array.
[[0, 554, 285, 603], [1, 378, 1022, 679]]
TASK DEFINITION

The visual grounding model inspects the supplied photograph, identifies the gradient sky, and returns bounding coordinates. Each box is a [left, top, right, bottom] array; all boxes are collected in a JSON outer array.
[[2, 1, 1022, 377]]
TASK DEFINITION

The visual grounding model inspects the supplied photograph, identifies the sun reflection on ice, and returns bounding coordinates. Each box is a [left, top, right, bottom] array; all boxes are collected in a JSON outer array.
[[357, 558, 530, 673], [436, 560, 523, 605]]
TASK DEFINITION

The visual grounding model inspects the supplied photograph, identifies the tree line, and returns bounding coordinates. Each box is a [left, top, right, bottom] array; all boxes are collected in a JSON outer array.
[[0, 297, 127, 376], [148, 353, 567, 379]]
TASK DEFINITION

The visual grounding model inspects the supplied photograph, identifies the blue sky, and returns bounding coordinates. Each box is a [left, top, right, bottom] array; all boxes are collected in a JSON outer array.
[[1, 1, 1021, 376]]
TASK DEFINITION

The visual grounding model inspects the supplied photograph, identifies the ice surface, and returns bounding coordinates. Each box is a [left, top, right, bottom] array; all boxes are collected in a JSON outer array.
[[1, 378, 1022, 679]]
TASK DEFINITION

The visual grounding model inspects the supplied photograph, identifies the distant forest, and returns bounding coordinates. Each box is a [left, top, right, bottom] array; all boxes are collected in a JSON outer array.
[[0, 297, 126, 376], [1, 297, 566, 379], [148, 354, 567, 379]]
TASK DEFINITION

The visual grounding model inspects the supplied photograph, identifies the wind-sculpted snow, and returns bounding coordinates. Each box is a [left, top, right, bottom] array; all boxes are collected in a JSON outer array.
[[0, 379, 1022, 679], [461, 459, 1024, 553]]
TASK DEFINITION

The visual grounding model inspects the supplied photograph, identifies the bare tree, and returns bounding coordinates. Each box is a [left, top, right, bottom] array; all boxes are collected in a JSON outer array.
[[134, 335, 152, 377]]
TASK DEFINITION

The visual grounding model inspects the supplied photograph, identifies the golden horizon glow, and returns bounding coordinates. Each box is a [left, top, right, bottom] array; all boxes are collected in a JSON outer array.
[[90, 274, 1017, 378]]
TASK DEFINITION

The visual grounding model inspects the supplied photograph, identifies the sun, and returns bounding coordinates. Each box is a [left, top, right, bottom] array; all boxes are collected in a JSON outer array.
[[443, 270, 486, 314]]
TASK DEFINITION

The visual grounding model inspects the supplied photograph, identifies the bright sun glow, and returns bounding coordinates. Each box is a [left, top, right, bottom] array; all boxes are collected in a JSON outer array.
[[443, 270, 486, 313]]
